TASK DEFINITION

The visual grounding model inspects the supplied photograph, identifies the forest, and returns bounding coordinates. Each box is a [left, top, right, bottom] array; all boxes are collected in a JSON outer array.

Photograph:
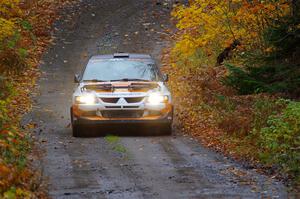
[[164, 0, 300, 187]]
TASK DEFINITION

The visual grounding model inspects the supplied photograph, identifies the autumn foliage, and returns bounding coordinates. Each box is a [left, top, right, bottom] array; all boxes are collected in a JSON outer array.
[[165, 0, 300, 187], [0, 0, 76, 197], [172, 0, 290, 58]]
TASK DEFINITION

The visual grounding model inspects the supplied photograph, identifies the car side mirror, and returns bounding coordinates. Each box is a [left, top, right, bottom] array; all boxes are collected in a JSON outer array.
[[162, 74, 169, 82], [74, 74, 80, 83]]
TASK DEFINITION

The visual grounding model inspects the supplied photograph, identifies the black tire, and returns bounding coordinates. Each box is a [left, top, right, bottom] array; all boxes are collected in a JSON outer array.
[[72, 123, 83, 137], [70, 107, 85, 137], [158, 124, 172, 135]]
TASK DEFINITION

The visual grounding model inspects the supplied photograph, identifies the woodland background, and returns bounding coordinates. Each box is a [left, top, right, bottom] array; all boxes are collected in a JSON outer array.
[[162, 0, 300, 189]]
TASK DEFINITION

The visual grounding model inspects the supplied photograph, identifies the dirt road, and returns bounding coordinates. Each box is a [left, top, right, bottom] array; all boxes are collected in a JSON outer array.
[[28, 0, 288, 198]]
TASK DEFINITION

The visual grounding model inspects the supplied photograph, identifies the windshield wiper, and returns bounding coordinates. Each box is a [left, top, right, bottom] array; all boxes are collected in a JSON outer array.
[[83, 79, 106, 82], [109, 78, 150, 82]]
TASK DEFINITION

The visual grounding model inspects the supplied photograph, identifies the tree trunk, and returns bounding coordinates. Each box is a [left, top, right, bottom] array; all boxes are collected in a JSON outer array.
[[216, 40, 241, 66], [292, 0, 300, 18]]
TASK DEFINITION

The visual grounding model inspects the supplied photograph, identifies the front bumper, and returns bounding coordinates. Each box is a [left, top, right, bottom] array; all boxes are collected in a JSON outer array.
[[75, 115, 172, 126], [71, 105, 173, 126]]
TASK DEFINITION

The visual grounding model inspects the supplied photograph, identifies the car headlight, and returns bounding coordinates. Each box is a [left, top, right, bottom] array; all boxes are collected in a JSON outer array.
[[75, 94, 97, 104], [147, 93, 168, 105]]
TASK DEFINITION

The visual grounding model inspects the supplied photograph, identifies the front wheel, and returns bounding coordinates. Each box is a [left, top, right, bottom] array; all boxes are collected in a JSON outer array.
[[71, 107, 85, 137], [158, 124, 172, 135], [72, 123, 83, 137]]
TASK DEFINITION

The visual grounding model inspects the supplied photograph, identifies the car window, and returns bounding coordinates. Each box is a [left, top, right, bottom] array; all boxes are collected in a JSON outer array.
[[82, 59, 160, 81]]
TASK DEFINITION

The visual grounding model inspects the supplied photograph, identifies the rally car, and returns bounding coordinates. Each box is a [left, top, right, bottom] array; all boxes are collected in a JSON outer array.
[[70, 53, 173, 137]]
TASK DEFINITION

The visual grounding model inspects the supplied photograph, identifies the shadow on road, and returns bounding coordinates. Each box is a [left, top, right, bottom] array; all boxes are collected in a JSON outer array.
[[74, 125, 174, 137]]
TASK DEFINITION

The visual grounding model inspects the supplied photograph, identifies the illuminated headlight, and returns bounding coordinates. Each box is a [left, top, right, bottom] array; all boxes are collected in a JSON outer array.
[[75, 94, 97, 104], [147, 93, 168, 105]]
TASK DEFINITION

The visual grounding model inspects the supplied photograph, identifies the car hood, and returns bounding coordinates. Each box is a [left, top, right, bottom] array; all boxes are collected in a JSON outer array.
[[74, 81, 170, 96]]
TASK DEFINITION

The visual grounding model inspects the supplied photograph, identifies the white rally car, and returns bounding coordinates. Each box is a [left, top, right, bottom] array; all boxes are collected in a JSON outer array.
[[71, 53, 173, 137]]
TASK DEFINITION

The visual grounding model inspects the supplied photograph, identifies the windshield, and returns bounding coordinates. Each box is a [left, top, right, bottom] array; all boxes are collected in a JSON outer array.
[[82, 60, 160, 82]]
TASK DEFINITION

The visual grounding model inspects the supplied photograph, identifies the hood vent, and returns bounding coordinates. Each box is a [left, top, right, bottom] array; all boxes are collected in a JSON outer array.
[[82, 82, 159, 92]]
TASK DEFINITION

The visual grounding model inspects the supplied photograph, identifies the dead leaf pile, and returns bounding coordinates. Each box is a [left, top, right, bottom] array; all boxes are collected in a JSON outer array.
[[0, 0, 78, 197]]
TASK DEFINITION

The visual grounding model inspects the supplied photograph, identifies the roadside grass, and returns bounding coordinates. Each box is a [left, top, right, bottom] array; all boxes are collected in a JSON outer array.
[[105, 135, 120, 144], [113, 145, 127, 154], [105, 135, 127, 154]]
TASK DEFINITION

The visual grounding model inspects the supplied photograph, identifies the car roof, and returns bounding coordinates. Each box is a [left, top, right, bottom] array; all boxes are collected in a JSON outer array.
[[90, 53, 153, 61]]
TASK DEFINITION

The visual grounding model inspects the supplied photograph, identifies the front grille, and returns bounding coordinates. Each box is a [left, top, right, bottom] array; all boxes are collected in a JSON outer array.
[[101, 110, 144, 118], [125, 97, 144, 103], [100, 97, 119, 103], [105, 106, 122, 109], [123, 106, 139, 109]]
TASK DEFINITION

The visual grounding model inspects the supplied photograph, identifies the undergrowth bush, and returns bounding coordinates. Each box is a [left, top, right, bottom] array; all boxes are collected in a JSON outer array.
[[259, 101, 300, 182], [1, 1, 37, 196], [224, 63, 300, 96], [0, 0, 75, 197], [0, 0, 32, 73], [0, 78, 15, 129], [251, 98, 286, 134]]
